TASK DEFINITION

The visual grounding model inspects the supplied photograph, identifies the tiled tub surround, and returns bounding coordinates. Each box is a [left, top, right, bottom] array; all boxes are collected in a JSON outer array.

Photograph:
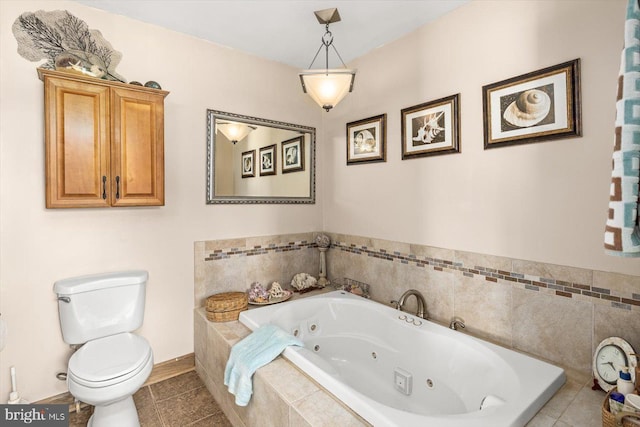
[[194, 303, 613, 427], [238, 291, 565, 427], [325, 233, 640, 375], [194, 232, 640, 425], [194, 233, 319, 308], [195, 232, 640, 375]]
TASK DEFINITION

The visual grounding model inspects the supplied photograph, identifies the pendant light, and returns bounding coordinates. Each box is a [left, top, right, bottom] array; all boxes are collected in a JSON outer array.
[[299, 8, 356, 112]]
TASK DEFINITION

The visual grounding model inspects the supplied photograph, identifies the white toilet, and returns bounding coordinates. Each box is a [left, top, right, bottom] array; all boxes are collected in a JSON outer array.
[[54, 270, 153, 427]]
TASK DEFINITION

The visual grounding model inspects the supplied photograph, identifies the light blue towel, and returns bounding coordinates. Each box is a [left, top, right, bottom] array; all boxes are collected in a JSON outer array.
[[224, 324, 303, 406]]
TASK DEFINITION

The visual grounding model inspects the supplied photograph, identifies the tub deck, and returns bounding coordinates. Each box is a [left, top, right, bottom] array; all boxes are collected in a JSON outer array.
[[194, 298, 604, 426]]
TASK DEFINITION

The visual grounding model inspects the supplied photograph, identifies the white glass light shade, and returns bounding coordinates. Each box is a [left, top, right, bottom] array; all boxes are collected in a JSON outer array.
[[299, 69, 356, 111], [217, 122, 255, 144]]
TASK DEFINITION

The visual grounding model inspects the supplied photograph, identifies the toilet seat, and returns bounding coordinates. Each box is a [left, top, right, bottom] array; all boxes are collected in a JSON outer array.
[[68, 333, 152, 388]]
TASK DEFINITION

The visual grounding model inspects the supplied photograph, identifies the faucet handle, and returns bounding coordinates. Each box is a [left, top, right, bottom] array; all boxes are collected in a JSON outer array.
[[450, 317, 466, 330], [390, 300, 399, 309]]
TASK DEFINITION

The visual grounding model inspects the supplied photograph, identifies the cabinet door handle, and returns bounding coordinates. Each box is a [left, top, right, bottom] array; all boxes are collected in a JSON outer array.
[[115, 176, 120, 199], [102, 176, 107, 200]]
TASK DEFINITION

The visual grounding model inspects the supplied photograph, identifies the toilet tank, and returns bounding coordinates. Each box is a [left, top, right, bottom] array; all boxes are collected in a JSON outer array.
[[53, 270, 148, 345]]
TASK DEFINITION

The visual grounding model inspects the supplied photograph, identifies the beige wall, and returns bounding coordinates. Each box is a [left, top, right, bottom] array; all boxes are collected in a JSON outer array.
[[0, 0, 322, 401], [322, 0, 639, 277]]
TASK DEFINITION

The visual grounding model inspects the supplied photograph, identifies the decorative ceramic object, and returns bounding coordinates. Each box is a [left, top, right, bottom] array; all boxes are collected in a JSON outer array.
[[54, 50, 107, 78], [129, 81, 143, 86], [315, 234, 331, 288], [144, 81, 162, 89], [315, 233, 330, 249], [290, 273, 318, 292], [268, 282, 286, 299], [248, 282, 269, 303]]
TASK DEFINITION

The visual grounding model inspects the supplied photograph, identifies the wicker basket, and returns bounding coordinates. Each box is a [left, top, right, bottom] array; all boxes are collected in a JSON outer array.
[[602, 389, 640, 427], [205, 292, 248, 322]]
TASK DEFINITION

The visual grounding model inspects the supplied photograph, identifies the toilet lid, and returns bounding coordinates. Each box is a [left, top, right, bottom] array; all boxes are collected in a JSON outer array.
[[68, 333, 152, 386]]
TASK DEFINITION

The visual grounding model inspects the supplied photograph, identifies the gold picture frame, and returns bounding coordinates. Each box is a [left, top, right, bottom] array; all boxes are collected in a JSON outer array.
[[482, 59, 582, 149], [401, 94, 460, 159], [346, 114, 387, 165]]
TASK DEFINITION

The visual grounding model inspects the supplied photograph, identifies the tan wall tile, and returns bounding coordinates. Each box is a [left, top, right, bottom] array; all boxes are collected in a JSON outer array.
[[512, 260, 593, 286], [454, 275, 513, 347], [328, 233, 372, 248], [593, 270, 640, 296], [326, 250, 368, 286], [256, 358, 319, 404], [455, 250, 512, 272], [369, 237, 411, 255], [245, 252, 285, 287], [512, 289, 593, 372], [204, 238, 248, 253], [194, 309, 208, 363], [594, 304, 640, 356], [246, 232, 314, 248], [196, 256, 248, 307], [279, 249, 320, 285], [398, 265, 454, 323], [288, 408, 313, 427], [292, 390, 370, 427], [409, 243, 454, 261], [236, 374, 290, 427]]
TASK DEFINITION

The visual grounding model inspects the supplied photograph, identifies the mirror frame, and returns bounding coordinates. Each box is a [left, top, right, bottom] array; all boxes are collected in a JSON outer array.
[[206, 109, 316, 204]]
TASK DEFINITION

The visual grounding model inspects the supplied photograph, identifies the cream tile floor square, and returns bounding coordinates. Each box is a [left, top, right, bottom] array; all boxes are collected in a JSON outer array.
[[69, 371, 231, 427]]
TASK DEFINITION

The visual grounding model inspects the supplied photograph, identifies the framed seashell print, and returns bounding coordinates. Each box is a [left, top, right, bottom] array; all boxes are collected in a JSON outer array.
[[281, 136, 305, 173], [401, 94, 461, 159], [259, 144, 277, 176], [241, 150, 255, 178], [482, 59, 582, 148], [346, 114, 387, 164]]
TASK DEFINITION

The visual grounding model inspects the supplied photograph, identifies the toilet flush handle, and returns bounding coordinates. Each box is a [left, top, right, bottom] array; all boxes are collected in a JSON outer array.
[[57, 296, 70, 303]]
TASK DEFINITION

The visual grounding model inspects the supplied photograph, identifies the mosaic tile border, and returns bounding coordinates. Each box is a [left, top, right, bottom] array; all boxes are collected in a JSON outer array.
[[330, 241, 640, 312], [204, 240, 316, 261]]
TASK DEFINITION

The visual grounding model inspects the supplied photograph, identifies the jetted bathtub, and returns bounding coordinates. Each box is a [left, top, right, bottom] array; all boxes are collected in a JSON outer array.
[[239, 290, 565, 427]]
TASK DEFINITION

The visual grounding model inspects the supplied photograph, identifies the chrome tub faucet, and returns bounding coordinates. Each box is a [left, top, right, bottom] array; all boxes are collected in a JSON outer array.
[[392, 289, 428, 319]]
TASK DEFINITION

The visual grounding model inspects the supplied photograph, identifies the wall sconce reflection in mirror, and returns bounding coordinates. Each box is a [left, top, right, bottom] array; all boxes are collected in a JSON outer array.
[[217, 121, 256, 145], [206, 110, 315, 204]]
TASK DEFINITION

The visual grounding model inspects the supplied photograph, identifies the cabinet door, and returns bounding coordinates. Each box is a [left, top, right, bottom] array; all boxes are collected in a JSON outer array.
[[44, 77, 110, 208], [110, 87, 165, 206]]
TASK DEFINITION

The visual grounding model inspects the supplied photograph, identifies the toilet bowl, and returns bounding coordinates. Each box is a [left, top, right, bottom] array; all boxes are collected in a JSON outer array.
[[68, 334, 153, 427], [54, 271, 152, 427]]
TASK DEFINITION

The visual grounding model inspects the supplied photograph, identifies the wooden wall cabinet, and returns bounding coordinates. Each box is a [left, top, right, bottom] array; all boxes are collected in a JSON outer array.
[[39, 69, 169, 208]]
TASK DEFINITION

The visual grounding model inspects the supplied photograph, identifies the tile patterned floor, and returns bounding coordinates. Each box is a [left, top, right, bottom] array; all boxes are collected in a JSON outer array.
[[69, 371, 232, 427]]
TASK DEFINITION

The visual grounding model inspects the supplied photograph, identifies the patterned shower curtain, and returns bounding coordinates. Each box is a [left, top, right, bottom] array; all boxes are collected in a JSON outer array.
[[604, 0, 640, 257]]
